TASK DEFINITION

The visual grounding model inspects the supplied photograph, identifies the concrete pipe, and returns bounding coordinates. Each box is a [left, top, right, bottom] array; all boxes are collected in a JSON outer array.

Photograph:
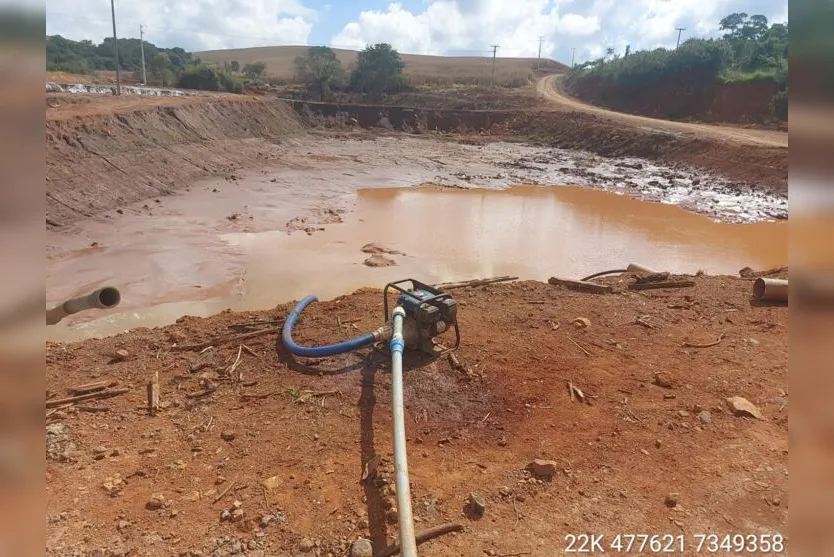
[[46, 286, 121, 325], [753, 278, 788, 302]]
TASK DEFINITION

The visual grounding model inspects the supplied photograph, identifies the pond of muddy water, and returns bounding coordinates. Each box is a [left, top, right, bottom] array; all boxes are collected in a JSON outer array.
[[46, 137, 787, 341]]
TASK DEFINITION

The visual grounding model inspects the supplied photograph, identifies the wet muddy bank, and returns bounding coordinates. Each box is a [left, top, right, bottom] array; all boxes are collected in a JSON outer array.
[[291, 100, 788, 195], [47, 136, 787, 341]]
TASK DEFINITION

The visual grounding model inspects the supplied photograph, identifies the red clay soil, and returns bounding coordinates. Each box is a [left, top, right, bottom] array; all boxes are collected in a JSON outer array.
[[46, 275, 788, 557], [46, 96, 304, 226]]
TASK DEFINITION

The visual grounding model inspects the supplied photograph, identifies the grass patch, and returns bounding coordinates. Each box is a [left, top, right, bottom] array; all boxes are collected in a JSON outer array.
[[718, 69, 778, 83]]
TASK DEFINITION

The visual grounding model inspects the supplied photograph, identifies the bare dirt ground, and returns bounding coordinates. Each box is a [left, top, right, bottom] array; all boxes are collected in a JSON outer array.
[[536, 76, 788, 149], [46, 274, 788, 557]]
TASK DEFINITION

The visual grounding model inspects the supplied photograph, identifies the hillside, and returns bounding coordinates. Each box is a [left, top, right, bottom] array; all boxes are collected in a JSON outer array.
[[196, 45, 567, 87]]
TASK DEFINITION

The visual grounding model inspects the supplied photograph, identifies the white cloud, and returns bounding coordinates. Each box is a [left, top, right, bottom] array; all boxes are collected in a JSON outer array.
[[330, 0, 787, 64], [45, 0, 316, 51]]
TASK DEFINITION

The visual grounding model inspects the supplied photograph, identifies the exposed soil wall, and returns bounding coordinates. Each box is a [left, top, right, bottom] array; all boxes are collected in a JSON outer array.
[[292, 101, 787, 194], [566, 77, 780, 124], [46, 97, 304, 226], [288, 100, 517, 132]]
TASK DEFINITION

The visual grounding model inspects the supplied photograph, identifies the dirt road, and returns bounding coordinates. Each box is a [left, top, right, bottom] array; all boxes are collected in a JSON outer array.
[[537, 75, 788, 149]]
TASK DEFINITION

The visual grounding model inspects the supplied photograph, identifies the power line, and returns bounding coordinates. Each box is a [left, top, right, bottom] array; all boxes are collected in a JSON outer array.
[[490, 44, 499, 87], [675, 27, 686, 48]]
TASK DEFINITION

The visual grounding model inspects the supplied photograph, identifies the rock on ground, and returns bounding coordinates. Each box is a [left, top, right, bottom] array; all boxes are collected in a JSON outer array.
[[726, 396, 763, 419], [350, 538, 373, 557], [363, 254, 397, 267]]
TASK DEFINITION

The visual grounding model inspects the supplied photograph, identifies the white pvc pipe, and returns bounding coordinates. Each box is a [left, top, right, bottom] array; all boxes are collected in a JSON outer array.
[[390, 306, 418, 557]]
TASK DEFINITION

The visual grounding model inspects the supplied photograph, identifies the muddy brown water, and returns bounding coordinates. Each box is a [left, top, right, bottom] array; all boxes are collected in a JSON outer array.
[[47, 182, 786, 342]]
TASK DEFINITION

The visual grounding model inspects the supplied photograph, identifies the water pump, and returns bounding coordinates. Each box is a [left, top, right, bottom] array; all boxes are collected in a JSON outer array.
[[281, 278, 460, 358], [382, 279, 460, 355]]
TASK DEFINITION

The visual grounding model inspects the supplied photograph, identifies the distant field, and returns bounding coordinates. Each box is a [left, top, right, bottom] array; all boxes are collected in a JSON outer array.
[[196, 45, 567, 87]]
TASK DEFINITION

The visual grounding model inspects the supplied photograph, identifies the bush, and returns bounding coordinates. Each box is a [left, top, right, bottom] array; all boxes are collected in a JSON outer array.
[[218, 72, 243, 94], [178, 66, 221, 91]]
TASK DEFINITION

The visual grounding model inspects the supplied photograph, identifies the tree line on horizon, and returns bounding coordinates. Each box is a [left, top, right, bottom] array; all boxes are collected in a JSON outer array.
[[46, 35, 547, 96]]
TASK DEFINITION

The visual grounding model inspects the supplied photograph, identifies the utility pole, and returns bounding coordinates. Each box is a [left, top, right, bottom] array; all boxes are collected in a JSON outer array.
[[537, 36, 544, 70], [491, 45, 499, 87], [571, 47, 576, 68], [110, 0, 121, 95], [675, 27, 686, 48], [139, 24, 147, 85]]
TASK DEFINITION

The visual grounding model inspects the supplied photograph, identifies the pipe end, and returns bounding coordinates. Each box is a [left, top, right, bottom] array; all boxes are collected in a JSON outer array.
[[753, 278, 766, 300], [95, 287, 121, 309]]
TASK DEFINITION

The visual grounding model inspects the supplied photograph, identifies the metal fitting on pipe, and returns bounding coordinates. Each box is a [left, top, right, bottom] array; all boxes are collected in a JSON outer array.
[[46, 286, 121, 325], [753, 278, 788, 302], [390, 306, 418, 557]]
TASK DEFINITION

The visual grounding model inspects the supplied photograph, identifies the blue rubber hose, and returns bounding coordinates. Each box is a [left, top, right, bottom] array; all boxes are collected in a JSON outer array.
[[282, 295, 377, 357]]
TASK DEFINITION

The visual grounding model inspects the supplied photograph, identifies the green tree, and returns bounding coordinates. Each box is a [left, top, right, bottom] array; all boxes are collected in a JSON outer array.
[[719, 12, 748, 37], [243, 61, 266, 78], [294, 46, 345, 100], [148, 51, 171, 85], [230, 60, 239, 73], [349, 43, 406, 96]]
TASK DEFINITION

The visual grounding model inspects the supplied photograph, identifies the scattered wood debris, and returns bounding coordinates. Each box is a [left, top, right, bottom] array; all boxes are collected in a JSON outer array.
[[567, 381, 586, 402], [173, 326, 283, 352], [225, 346, 244, 381], [46, 388, 130, 409], [434, 275, 518, 290], [635, 315, 660, 329], [635, 272, 671, 284], [567, 335, 591, 357], [70, 380, 117, 396], [548, 276, 612, 294], [376, 522, 464, 557], [629, 280, 695, 291]]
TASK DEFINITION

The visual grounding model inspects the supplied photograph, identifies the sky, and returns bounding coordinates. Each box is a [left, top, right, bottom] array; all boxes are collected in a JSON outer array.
[[45, 0, 788, 64]]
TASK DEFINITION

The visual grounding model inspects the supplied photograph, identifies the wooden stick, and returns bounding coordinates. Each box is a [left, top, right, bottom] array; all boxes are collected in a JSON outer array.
[[172, 326, 283, 352], [70, 380, 117, 395], [212, 478, 238, 504], [376, 523, 464, 557], [147, 371, 159, 416], [497, 552, 532, 557], [629, 280, 695, 291], [46, 388, 130, 408], [433, 276, 518, 290], [226, 346, 243, 381], [567, 336, 591, 357], [186, 388, 216, 399], [635, 271, 671, 284], [683, 331, 726, 348], [548, 277, 613, 294]]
